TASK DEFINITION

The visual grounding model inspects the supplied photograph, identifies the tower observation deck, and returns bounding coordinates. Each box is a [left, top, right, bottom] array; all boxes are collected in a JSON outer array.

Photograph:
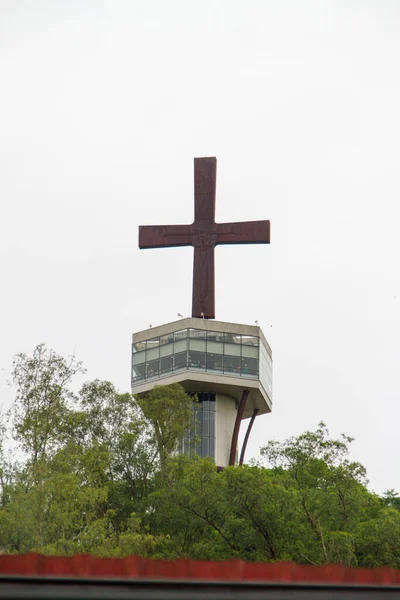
[[132, 318, 272, 467]]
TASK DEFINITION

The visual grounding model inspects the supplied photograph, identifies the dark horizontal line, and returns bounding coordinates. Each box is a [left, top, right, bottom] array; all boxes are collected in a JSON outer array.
[[0, 576, 398, 600]]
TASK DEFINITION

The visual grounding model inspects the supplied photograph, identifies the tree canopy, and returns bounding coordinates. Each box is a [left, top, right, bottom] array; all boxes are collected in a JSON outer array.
[[0, 343, 398, 567]]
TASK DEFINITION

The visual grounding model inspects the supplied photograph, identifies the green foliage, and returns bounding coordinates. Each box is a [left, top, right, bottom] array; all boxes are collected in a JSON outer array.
[[0, 345, 399, 566], [356, 508, 400, 568], [382, 489, 400, 510], [259, 422, 379, 566], [11, 343, 85, 464], [135, 383, 194, 470]]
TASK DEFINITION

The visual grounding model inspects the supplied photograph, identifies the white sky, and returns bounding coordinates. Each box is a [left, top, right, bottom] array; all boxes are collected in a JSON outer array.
[[1, 1, 399, 494]]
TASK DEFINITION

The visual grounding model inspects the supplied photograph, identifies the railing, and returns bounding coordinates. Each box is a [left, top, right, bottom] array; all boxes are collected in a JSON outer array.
[[132, 363, 259, 386]]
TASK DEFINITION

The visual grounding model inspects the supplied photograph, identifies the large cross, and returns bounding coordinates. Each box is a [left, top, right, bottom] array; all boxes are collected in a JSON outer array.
[[139, 157, 270, 319]]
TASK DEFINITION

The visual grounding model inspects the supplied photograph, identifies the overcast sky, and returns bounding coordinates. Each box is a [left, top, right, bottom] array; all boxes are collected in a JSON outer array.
[[1, 1, 399, 494]]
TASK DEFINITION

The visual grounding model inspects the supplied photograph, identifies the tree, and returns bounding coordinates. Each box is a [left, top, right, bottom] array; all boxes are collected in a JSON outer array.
[[382, 489, 400, 510], [259, 422, 378, 566], [135, 383, 194, 471], [146, 455, 235, 560], [3, 344, 400, 565], [147, 458, 299, 562], [356, 508, 400, 568], [10, 343, 85, 465], [223, 465, 298, 562]]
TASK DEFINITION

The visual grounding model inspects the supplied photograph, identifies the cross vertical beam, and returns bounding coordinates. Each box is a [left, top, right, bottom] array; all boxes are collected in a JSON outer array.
[[192, 157, 216, 318]]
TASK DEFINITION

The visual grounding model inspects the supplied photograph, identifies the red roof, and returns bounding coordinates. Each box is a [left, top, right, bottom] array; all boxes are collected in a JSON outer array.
[[0, 554, 399, 585]]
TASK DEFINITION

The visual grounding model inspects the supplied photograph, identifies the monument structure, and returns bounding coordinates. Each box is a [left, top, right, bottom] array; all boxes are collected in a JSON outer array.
[[132, 157, 272, 467]]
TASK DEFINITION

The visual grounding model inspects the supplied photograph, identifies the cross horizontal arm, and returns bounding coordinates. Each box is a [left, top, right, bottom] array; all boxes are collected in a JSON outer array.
[[215, 220, 270, 245], [139, 225, 193, 249]]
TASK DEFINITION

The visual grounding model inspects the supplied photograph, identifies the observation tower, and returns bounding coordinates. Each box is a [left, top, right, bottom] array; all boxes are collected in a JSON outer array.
[[132, 157, 272, 467]]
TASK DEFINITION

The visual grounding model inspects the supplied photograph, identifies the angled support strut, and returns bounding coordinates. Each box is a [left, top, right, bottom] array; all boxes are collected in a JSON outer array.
[[239, 408, 259, 466], [229, 390, 249, 466]]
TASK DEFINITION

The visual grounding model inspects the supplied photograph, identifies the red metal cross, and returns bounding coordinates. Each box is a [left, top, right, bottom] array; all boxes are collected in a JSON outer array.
[[139, 157, 270, 319]]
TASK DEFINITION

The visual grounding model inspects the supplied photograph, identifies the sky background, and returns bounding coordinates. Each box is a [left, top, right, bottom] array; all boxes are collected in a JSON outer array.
[[1, 0, 400, 494]]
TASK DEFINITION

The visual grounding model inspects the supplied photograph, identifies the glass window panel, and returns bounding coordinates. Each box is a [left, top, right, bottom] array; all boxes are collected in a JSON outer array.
[[241, 356, 259, 376], [174, 351, 187, 369], [224, 355, 241, 374], [181, 392, 218, 461], [207, 340, 223, 354], [196, 415, 202, 437], [241, 360, 249, 376], [206, 353, 223, 370], [223, 333, 241, 345], [209, 438, 215, 458], [259, 340, 273, 400], [224, 342, 241, 357], [189, 339, 206, 352], [189, 328, 206, 339], [209, 412, 215, 434], [160, 333, 174, 345], [241, 345, 259, 358], [146, 337, 160, 349], [207, 330, 224, 342], [202, 438, 210, 457], [132, 363, 146, 378], [241, 335, 259, 346], [174, 339, 187, 354], [222, 357, 235, 373], [203, 412, 209, 436], [146, 359, 159, 378], [146, 347, 159, 361], [132, 350, 146, 364], [160, 356, 173, 374], [160, 343, 174, 357], [174, 329, 188, 341], [133, 341, 146, 352], [188, 351, 206, 369]]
